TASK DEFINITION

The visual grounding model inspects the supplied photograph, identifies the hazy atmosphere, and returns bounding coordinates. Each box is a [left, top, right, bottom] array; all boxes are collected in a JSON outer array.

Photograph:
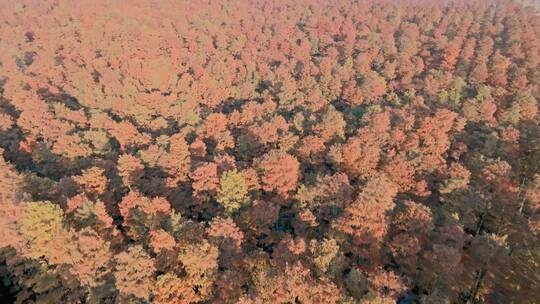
[[0, 1, 539, 303]]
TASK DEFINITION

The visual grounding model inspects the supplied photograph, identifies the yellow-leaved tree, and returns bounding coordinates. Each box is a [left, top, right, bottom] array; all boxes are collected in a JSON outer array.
[[217, 169, 249, 214], [21, 201, 64, 258]]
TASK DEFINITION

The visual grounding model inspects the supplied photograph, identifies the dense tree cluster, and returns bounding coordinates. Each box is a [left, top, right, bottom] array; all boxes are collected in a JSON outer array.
[[0, 0, 539, 303]]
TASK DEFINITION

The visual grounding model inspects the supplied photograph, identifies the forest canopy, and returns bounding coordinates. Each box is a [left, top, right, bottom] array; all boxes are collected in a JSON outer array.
[[0, 0, 539, 303]]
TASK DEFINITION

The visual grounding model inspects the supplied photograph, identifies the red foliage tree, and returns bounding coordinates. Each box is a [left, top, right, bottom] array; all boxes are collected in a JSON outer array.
[[258, 150, 300, 197]]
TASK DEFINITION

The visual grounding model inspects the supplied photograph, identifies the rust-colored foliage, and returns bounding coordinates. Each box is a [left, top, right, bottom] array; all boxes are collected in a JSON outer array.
[[342, 124, 385, 179], [73, 166, 108, 197], [149, 229, 176, 254], [118, 190, 171, 242], [258, 150, 300, 197], [48, 228, 112, 288], [176, 240, 219, 301], [114, 245, 156, 301], [333, 175, 398, 263], [0, 0, 539, 302], [117, 154, 145, 188], [190, 162, 220, 196], [153, 273, 198, 304], [207, 217, 244, 250]]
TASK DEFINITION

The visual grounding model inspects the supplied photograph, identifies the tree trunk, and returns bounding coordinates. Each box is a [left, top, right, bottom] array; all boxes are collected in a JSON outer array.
[[467, 269, 485, 304]]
